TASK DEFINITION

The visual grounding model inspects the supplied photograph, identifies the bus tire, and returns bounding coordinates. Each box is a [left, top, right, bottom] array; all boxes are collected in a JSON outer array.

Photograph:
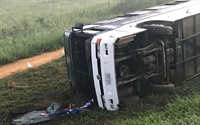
[[143, 24, 173, 35], [149, 82, 175, 93]]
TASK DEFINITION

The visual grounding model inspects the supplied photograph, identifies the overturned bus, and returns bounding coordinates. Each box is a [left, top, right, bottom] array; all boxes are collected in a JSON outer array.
[[64, 0, 200, 111]]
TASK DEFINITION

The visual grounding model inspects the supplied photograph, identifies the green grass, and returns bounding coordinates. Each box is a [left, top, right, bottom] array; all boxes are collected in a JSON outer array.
[[0, 58, 200, 125], [0, 0, 171, 65], [111, 91, 200, 125]]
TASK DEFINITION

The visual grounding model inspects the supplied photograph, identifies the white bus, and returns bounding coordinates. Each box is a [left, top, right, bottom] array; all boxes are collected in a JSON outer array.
[[64, 0, 200, 111]]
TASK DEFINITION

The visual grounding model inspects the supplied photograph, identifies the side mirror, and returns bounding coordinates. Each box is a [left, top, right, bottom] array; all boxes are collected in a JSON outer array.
[[72, 23, 83, 32]]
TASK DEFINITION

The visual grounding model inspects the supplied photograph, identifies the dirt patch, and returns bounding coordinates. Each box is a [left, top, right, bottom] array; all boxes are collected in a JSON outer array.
[[0, 47, 64, 79]]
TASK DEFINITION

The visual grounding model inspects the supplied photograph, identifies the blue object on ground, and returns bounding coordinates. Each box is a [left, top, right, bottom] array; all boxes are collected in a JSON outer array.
[[68, 108, 78, 116], [49, 108, 78, 117]]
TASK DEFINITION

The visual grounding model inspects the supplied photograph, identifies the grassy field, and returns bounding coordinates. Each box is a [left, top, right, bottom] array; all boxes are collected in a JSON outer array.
[[2, 0, 195, 124], [0, 0, 171, 65], [0, 58, 200, 125]]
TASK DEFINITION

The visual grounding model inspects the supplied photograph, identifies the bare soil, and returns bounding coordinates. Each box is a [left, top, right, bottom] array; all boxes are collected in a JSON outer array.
[[0, 47, 64, 79]]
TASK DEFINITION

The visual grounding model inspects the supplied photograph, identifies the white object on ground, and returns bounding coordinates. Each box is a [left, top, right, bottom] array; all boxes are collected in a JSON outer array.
[[27, 62, 33, 68], [62, 50, 65, 56]]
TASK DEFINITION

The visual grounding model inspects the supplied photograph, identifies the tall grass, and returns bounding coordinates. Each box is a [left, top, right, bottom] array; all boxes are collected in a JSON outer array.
[[0, 0, 171, 65]]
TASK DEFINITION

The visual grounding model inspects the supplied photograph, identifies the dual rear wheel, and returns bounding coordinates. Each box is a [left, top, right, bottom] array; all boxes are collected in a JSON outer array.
[[142, 24, 175, 93]]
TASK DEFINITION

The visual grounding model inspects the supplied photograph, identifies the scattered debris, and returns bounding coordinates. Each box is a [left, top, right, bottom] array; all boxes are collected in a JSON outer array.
[[7, 81, 17, 89], [49, 103, 78, 118], [40, 113, 48, 116], [11, 99, 95, 125], [46, 102, 61, 114], [12, 110, 51, 125], [77, 99, 94, 113]]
